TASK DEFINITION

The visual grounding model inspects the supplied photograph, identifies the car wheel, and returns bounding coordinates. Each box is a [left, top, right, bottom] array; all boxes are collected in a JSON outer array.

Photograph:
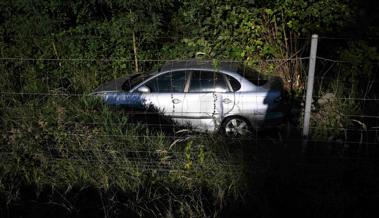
[[221, 116, 252, 137]]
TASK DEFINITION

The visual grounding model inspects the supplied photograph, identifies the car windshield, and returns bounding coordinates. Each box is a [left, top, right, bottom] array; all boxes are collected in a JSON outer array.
[[237, 65, 268, 86], [122, 74, 148, 91]]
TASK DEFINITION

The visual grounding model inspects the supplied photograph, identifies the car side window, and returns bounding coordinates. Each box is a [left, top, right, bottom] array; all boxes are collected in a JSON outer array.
[[189, 71, 229, 93], [226, 75, 241, 92], [171, 71, 187, 92], [144, 71, 186, 93]]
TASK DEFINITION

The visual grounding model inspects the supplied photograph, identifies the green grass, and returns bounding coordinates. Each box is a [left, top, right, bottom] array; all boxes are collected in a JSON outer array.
[[0, 93, 247, 217]]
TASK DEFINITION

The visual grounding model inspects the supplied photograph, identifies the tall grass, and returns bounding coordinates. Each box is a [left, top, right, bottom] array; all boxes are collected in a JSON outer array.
[[310, 77, 361, 141], [0, 91, 246, 216]]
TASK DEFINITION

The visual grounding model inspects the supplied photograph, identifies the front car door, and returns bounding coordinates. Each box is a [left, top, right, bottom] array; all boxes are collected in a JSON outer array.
[[137, 70, 188, 125]]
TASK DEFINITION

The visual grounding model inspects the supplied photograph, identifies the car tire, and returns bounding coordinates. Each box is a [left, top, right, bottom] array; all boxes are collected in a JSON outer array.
[[221, 116, 253, 138]]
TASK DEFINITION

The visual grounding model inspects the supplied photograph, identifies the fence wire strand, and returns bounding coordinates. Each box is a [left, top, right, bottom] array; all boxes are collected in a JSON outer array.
[[1, 55, 379, 167]]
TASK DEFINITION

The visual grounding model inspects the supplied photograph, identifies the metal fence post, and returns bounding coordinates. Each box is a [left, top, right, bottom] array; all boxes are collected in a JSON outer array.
[[303, 34, 318, 144]]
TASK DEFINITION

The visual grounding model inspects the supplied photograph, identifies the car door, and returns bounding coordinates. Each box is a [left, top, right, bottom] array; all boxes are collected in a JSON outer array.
[[139, 71, 187, 119], [181, 70, 235, 131]]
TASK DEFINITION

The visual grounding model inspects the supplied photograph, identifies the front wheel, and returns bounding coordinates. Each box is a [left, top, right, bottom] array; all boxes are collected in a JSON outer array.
[[221, 117, 252, 137]]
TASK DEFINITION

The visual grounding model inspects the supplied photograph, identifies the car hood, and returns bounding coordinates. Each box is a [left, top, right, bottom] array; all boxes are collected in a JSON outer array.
[[93, 77, 129, 93]]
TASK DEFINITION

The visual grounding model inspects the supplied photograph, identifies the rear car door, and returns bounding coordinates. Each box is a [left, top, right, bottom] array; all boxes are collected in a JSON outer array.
[[181, 70, 235, 131]]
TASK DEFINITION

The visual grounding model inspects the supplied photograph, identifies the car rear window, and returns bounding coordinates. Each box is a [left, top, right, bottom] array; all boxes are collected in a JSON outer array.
[[226, 75, 241, 91], [237, 65, 268, 86]]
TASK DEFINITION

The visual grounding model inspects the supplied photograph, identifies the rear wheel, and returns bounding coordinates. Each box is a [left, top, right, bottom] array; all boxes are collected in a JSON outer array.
[[221, 116, 252, 137]]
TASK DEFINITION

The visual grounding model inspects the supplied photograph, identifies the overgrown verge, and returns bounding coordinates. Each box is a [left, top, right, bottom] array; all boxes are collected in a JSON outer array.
[[0, 94, 249, 217]]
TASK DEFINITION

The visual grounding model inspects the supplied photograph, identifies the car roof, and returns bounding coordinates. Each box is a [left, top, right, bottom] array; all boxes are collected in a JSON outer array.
[[159, 59, 239, 73]]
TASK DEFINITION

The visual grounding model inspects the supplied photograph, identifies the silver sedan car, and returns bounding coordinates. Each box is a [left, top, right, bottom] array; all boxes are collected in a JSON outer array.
[[92, 60, 287, 136]]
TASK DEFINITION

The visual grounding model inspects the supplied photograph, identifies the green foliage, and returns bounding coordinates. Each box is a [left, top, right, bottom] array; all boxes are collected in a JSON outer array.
[[267, 0, 352, 33], [310, 40, 379, 140], [0, 94, 245, 214], [337, 41, 379, 97], [1, 0, 378, 216]]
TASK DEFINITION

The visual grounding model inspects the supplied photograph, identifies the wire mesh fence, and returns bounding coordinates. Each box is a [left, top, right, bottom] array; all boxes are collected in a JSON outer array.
[[1, 48, 379, 174]]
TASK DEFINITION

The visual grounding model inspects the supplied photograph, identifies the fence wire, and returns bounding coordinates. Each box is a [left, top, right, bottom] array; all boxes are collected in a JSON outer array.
[[1, 56, 379, 170]]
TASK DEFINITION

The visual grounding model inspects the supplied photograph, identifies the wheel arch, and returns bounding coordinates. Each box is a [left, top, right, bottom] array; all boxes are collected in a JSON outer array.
[[220, 115, 253, 130]]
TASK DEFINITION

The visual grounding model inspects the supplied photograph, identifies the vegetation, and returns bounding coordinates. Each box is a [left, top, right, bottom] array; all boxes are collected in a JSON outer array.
[[1, 94, 247, 216], [1, 0, 379, 217]]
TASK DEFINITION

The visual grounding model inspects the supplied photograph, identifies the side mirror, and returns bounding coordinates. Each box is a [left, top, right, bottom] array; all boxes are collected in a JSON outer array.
[[137, 85, 151, 93]]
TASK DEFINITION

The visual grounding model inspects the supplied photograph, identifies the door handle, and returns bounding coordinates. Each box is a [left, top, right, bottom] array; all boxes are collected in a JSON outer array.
[[222, 98, 232, 104], [172, 98, 181, 104]]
